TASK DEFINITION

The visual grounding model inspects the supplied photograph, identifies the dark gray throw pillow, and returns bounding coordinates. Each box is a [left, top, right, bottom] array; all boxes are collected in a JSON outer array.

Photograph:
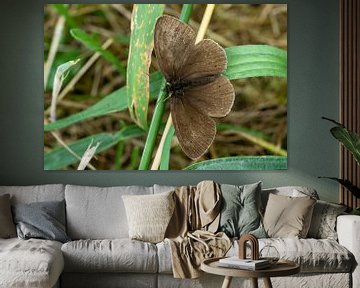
[[12, 200, 70, 243], [218, 182, 266, 238]]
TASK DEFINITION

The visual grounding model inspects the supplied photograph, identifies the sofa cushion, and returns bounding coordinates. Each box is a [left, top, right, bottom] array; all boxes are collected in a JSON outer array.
[[218, 182, 266, 238], [0, 184, 65, 204], [61, 239, 158, 273], [122, 191, 175, 243], [263, 194, 316, 238], [12, 200, 70, 243], [65, 185, 153, 239], [0, 194, 16, 238], [261, 186, 319, 213], [0, 238, 63, 288], [307, 200, 347, 240]]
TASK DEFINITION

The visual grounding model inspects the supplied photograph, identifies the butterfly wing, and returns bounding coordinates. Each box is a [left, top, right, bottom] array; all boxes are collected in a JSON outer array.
[[177, 39, 227, 80], [183, 76, 235, 118], [154, 16, 196, 81], [171, 96, 216, 160]]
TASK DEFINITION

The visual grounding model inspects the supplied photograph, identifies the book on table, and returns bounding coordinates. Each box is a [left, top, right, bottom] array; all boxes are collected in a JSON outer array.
[[218, 257, 271, 270]]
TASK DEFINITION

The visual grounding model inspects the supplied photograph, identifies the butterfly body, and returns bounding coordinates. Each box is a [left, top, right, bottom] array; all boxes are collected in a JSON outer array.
[[154, 15, 235, 160], [166, 75, 220, 97]]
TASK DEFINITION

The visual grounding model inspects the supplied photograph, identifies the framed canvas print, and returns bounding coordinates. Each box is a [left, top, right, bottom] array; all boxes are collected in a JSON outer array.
[[43, 4, 287, 170]]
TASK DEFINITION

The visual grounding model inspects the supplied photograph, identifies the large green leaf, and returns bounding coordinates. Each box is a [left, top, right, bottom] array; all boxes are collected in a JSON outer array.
[[70, 28, 126, 76], [44, 126, 144, 170], [44, 45, 287, 132], [184, 156, 287, 170], [225, 45, 287, 79], [127, 4, 165, 129]]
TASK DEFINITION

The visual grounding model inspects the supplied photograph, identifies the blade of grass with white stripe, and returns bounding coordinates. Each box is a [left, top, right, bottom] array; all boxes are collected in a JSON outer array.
[[127, 4, 164, 129], [44, 126, 144, 170], [44, 45, 287, 132], [184, 156, 287, 170]]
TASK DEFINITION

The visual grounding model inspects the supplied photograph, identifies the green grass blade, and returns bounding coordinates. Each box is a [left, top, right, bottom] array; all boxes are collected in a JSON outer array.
[[70, 28, 126, 76], [51, 4, 78, 29], [159, 126, 175, 170], [184, 156, 287, 170], [225, 45, 287, 79], [44, 126, 144, 170], [44, 45, 286, 132], [217, 123, 287, 156], [127, 4, 165, 129], [44, 72, 164, 132]]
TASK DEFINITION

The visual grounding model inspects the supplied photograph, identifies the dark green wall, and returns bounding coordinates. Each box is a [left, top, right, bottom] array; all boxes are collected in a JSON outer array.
[[0, 0, 340, 202]]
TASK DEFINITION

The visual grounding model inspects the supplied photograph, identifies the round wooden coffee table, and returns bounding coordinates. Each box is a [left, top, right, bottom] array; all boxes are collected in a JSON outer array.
[[201, 257, 300, 288]]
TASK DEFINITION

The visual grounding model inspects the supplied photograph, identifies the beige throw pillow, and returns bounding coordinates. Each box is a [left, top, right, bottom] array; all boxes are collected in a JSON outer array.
[[122, 191, 175, 243], [263, 193, 316, 238], [0, 194, 17, 238]]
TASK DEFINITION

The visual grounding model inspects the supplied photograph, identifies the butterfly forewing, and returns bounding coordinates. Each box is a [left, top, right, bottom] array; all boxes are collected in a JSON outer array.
[[170, 96, 216, 160], [154, 16, 196, 81], [183, 76, 235, 118], [178, 39, 227, 80]]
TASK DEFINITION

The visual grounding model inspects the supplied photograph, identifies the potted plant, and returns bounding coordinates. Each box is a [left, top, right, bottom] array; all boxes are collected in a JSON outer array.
[[320, 117, 360, 215]]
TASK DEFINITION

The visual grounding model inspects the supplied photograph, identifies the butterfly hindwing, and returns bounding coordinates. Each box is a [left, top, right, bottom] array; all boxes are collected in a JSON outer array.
[[183, 76, 235, 118], [170, 96, 216, 160]]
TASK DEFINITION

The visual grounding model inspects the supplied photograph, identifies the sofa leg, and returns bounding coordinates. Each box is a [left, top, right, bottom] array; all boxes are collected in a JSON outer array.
[[251, 278, 258, 288]]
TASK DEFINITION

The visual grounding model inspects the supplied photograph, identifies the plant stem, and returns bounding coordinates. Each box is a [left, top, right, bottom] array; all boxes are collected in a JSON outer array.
[[138, 82, 167, 170], [180, 4, 193, 23], [44, 7, 66, 90], [150, 4, 216, 170], [138, 4, 193, 170]]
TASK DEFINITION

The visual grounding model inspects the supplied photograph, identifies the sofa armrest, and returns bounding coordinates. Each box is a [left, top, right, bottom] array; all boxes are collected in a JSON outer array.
[[337, 215, 360, 288]]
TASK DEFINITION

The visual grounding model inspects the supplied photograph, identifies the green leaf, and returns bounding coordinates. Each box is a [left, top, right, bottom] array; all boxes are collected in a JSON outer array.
[[225, 45, 287, 79], [44, 126, 144, 170], [319, 177, 360, 198], [44, 72, 164, 132], [322, 117, 360, 165], [70, 28, 126, 76], [44, 45, 287, 132], [331, 127, 360, 165], [159, 126, 175, 170], [127, 4, 165, 129], [184, 156, 287, 170]]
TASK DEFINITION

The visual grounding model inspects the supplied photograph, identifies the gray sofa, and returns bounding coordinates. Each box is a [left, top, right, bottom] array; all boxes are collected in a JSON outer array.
[[0, 184, 359, 288]]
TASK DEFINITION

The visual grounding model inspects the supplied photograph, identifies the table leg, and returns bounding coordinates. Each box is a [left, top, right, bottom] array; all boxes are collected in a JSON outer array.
[[251, 278, 258, 288], [222, 276, 232, 288], [263, 277, 273, 288]]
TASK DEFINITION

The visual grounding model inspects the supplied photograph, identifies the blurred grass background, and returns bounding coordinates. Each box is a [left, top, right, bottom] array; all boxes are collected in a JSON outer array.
[[44, 4, 287, 170]]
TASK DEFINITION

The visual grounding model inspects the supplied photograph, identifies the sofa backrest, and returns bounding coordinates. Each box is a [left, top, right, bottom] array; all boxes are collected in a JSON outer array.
[[0, 184, 65, 204], [65, 184, 154, 240]]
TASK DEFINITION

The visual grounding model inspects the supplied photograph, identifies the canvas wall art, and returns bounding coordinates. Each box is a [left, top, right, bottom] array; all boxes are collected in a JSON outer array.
[[44, 4, 287, 170]]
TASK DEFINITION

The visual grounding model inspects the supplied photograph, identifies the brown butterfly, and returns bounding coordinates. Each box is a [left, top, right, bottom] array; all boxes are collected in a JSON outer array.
[[154, 15, 235, 160]]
